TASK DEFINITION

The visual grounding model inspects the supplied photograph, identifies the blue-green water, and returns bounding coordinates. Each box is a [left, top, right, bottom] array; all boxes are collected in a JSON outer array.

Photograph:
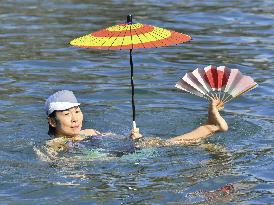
[[1, 0, 273, 204]]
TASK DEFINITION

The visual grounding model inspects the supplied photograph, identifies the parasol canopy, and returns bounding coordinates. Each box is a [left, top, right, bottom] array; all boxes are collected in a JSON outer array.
[[70, 15, 191, 128], [70, 17, 191, 50]]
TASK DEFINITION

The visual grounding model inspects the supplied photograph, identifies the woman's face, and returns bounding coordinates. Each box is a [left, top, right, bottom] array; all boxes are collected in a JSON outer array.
[[52, 106, 83, 137]]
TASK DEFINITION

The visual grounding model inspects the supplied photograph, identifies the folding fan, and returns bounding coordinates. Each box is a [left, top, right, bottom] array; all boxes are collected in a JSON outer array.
[[175, 65, 257, 103]]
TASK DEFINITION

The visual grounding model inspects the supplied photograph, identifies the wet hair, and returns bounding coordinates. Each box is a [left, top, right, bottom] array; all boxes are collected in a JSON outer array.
[[48, 111, 56, 136]]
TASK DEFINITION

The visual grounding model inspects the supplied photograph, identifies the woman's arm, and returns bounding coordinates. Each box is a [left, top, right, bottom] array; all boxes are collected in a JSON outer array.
[[167, 99, 228, 145], [130, 99, 228, 145]]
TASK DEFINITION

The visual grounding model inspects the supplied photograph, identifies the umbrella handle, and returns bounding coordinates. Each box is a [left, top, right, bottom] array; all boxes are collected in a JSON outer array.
[[128, 15, 136, 129], [133, 121, 137, 129], [130, 49, 136, 129]]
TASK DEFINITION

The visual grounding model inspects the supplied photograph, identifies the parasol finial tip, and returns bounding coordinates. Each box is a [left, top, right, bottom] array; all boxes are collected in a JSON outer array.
[[127, 14, 133, 24]]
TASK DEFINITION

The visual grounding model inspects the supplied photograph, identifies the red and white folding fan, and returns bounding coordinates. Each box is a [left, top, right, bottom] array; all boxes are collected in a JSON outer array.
[[175, 65, 257, 103]]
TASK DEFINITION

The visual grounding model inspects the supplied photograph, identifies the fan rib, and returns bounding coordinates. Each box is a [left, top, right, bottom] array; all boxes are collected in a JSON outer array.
[[187, 72, 212, 99], [175, 80, 205, 98]]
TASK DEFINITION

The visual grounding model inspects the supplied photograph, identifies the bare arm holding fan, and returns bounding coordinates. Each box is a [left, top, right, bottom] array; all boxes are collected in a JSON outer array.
[[166, 99, 228, 144], [130, 65, 257, 146], [130, 99, 228, 145]]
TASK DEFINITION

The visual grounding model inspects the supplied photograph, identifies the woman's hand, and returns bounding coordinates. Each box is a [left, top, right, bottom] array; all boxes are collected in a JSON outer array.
[[210, 98, 224, 110], [130, 128, 143, 140], [208, 99, 228, 132]]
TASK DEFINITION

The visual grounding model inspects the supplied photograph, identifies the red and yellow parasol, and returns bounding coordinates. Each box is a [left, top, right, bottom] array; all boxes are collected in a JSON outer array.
[[70, 15, 191, 128]]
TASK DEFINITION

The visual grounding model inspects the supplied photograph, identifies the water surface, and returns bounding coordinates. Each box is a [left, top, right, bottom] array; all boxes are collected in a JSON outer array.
[[0, 0, 273, 204]]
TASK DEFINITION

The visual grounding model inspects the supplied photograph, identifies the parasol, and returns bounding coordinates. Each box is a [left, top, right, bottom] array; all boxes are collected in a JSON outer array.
[[70, 14, 191, 128]]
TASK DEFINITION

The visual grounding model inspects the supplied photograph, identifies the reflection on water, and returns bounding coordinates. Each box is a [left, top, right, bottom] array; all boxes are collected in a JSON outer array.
[[1, 0, 274, 204]]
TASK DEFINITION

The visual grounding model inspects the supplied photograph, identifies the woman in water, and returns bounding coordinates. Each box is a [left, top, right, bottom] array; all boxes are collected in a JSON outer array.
[[44, 90, 228, 152]]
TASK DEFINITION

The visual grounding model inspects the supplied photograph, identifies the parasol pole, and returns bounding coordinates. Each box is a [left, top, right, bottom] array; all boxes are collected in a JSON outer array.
[[130, 49, 136, 129], [127, 14, 136, 129]]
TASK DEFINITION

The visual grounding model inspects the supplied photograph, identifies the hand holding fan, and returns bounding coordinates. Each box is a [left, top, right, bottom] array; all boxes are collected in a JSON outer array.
[[175, 65, 257, 104]]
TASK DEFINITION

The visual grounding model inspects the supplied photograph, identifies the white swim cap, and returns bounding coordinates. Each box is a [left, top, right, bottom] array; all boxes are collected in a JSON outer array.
[[45, 90, 81, 116]]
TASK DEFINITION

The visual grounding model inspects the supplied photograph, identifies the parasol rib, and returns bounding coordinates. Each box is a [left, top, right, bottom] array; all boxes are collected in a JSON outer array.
[[119, 26, 130, 50], [90, 30, 113, 48], [131, 24, 153, 49], [148, 27, 170, 47], [99, 31, 119, 47], [108, 25, 129, 50]]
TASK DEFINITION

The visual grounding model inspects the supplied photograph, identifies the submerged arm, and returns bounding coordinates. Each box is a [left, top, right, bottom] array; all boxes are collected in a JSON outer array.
[[80, 129, 101, 137]]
